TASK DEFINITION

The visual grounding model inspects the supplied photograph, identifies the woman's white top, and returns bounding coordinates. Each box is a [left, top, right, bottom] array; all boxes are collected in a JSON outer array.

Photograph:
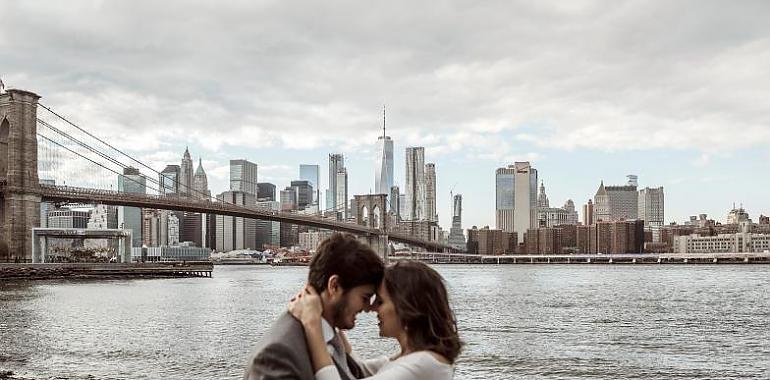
[[315, 351, 454, 380]]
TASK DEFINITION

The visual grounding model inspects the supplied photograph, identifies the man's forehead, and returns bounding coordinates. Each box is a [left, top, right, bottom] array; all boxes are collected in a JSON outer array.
[[348, 284, 376, 295]]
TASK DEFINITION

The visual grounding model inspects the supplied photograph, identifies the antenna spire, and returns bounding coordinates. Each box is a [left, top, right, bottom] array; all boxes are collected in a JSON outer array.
[[382, 104, 386, 139]]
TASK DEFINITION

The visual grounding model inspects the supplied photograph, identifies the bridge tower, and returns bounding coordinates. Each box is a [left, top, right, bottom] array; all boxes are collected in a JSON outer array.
[[0, 89, 42, 262], [353, 194, 390, 262]]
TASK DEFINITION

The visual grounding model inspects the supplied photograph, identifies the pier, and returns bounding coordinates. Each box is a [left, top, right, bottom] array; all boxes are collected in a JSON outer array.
[[399, 252, 770, 265], [0, 262, 213, 280]]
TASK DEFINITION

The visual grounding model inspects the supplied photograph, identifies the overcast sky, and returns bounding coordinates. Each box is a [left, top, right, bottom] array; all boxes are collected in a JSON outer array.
[[3, 0, 770, 229]]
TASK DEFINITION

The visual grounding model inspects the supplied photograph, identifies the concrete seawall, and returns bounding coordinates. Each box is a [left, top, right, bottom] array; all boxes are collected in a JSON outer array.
[[399, 252, 770, 265], [0, 262, 213, 280]]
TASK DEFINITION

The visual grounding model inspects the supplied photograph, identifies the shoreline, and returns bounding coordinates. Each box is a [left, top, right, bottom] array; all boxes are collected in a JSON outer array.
[[0, 262, 213, 282]]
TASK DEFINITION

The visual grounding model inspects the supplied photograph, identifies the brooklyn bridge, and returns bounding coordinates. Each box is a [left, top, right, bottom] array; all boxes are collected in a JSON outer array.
[[0, 88, 456, 262]]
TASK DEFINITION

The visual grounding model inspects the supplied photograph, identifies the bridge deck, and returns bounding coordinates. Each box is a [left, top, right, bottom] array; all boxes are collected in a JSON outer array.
[[0, 183, 455, 252]]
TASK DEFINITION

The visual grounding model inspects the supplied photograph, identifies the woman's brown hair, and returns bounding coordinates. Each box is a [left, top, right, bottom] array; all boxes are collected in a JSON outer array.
[[384, 261, 463, 363]]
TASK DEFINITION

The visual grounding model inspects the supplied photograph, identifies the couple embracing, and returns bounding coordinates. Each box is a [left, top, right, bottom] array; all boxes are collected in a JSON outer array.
[[244, 233, 462, 380]]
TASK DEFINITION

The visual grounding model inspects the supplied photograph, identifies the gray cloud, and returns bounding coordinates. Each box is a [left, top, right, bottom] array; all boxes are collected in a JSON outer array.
[[2, 0, 769, 160]]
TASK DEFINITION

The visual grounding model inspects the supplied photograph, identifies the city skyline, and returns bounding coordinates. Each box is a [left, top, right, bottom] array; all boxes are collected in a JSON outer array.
[[3, 2, 769, 230]]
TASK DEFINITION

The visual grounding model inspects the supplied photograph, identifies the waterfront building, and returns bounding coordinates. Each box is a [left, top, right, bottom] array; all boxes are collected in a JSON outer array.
[[174, 211, 204, 247], [335, 168, 348, 219], [326, 154, 344, 212], [404, 147, 425, 221], [673, 232, 770, 253], [576, 220, 644, 254], [142, 210, 179, 247], [593, 178, 638, 222], [524, 228, 562, 255], [48, 207, 90, 229], [299, 164, 320, 206], [215, 191, 257, 252], [447, 194, 466, 251], [257, 182, 276, 201], [638, 186, 664, 242], [280, 223, 300, 248], [466, 226, 517, 255], [290, 180, 314, 210], [88, 204, 118, 229], [160, 164, 180, 195], [230, 159, 258, 196], [280, 187, 298, 211], [255, 200, 281, 250], [179, 148, 194, 197], [193, 158, 210, 200], [131, 243, 211, 262], [118, 167, 146, 247], [425, 163, 437, 222], [583, 199, 594, 226], [299, 230, 335, 252]]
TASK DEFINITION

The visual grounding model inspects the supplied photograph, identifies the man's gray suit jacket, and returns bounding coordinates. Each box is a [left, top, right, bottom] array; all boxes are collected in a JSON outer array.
[[243, 312, 364, 380]]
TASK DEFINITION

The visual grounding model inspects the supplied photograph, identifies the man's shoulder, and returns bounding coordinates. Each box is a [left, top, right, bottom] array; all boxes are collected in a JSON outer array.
[[258, 312, 306, 348], [244, 312, 313, 379]]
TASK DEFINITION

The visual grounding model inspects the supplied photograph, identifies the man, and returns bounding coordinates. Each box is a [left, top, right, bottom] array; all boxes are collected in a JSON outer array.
[[244, 233, 385, 380]]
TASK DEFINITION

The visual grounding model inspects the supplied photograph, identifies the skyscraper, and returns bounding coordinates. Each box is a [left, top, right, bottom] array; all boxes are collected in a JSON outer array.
[[180, 147, 193, 197], [495, 166, 515, 232], [280, 187, 298, 211], [299, 164, 320, 206], [405, 147, 425, 221], [447, 194, 466, 251], [583, 199, 594, 226], [290, 180, 314, 210], [326, 154, 344, 212], [230, 159, 258, 196], [638, 186, 664, 242], [564, 200, 579, 225], [215, 190, 257, 252], [118, 167, 146, 247], [594, 180, 638, 222], [193, 158, 210, 200], [375, 107, 394, 207], [537, 181, 549, 208], [390, 185, 400, 221], [424, 163, 437, 222], [495, 162, 537, 237], [255, 200, 281, 249], [160, 165, 180, 195], [335, 168, 348, 219], [257, 182, 276, 201]]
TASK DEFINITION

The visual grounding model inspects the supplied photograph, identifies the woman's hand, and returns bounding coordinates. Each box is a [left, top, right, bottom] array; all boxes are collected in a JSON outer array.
[[288, 284, 323, 326]]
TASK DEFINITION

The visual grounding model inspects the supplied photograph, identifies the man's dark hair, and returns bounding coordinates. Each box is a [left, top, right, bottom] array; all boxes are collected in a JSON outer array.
[[308, 233, 384, 293]]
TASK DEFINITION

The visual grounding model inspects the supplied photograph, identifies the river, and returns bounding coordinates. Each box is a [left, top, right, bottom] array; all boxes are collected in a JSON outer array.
[[1, 265, 768, 379]]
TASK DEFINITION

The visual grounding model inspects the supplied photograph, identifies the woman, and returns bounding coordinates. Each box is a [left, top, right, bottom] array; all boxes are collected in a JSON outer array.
[[289, 260, 463, 380]]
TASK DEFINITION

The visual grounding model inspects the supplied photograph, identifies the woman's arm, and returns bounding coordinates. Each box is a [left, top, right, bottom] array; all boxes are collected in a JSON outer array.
[[288, 286, 336, 375]]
